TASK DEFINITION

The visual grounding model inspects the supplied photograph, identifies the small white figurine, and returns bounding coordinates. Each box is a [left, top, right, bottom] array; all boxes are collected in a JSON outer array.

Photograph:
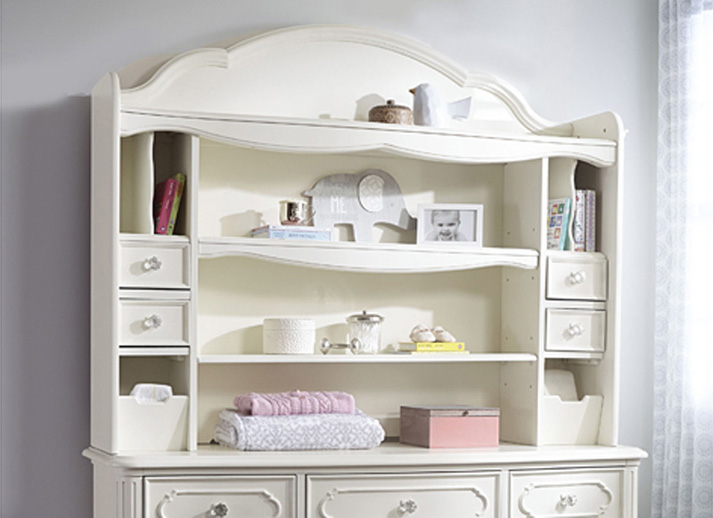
[[432, 326, 456, 343], [409, 324, 436, 343], [410, 83, 472, 128]]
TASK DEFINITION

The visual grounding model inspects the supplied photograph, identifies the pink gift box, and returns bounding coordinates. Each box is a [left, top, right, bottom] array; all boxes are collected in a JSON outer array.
[[399, 405, 500, 448]]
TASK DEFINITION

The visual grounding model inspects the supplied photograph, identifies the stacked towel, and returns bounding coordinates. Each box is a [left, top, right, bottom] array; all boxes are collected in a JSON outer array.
[[130, 383, 173, 403], [214, 409, 385, 451], [234, 390, 355, 416]]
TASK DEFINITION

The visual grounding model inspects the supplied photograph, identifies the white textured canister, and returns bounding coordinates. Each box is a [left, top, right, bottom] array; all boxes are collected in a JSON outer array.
[[262, 318, 316, 354]]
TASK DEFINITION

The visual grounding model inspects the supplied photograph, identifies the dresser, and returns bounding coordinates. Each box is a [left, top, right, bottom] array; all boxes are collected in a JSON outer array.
[[84, 25, 646, 517]]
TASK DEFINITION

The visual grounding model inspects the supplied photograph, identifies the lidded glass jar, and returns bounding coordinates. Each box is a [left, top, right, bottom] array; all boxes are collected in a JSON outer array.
[[347, 310, 384, 354]]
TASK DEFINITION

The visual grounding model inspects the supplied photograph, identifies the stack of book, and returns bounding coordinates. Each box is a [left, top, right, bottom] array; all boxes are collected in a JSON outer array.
[[547, 198, 572, 250], [397, 342, 468, 354], [250, 225, 332, 241], [573, 189, 596, 252], [154, 173, 186, 235]]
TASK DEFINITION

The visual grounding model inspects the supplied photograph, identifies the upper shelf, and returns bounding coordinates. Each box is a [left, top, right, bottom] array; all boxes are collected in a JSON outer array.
[[121, 110, 617, 166], [198, 237, 538, 273]]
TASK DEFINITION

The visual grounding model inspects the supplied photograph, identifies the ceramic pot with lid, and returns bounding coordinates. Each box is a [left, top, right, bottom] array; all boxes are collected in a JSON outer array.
[[368, 100, 414, 125]]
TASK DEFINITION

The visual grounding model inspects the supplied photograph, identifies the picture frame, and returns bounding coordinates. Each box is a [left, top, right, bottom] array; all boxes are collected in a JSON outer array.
[[417, 203, 483, 246]]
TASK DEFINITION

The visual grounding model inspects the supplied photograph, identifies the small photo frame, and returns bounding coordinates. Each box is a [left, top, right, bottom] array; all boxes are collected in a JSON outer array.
[[417, 203, 483, 246]]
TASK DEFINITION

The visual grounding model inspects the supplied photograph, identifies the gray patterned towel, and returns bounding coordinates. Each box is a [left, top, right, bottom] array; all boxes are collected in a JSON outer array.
[[214, 409, 385, 451]]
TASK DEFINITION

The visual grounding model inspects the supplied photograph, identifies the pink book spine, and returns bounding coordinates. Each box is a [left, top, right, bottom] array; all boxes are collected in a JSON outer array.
[[154, 178, 177, 235]]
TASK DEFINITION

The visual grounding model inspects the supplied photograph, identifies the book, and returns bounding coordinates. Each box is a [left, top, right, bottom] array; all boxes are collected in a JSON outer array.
[[250, 225, 332, 241], [573, 190, 586, 252], [585, 189, 596, 251], [154, 177, 178, 235], [398, 341, 466, 352], [165, 173, 186, 236], [547, 198, 571, 250]]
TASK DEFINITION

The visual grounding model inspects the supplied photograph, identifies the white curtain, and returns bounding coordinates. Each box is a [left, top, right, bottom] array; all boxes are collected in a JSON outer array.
[[654, 1, 713, 517]]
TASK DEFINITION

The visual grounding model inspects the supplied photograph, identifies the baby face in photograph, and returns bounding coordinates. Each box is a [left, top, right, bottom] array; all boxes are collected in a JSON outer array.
[[429, 210, 464, 241]]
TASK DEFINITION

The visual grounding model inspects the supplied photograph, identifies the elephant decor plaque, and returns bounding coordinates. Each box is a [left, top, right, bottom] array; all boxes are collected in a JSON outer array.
[[304, 169, 416, 242]]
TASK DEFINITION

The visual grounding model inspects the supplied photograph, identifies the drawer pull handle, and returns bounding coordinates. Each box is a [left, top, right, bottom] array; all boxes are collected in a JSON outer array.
[[142, 256, 163, 272], [210, 502, 230, 516], [398, 499, 418, 514], [568, 270, 587, 285], [143, 314, 163, 330], [567, 323, 585, 337], [559, 494, 578, 508]]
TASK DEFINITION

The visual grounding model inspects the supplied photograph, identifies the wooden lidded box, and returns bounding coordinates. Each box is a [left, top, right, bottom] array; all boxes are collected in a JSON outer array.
[[400, 406, 500, 448]]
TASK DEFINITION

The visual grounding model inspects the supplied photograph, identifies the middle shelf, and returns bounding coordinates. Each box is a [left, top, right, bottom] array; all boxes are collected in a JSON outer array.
[[197, 353, 538, 364], [198, 237, 539, 273]]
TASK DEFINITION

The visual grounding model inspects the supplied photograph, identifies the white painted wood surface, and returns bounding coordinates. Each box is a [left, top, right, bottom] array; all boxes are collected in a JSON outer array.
[[87, 24, 644, 518]]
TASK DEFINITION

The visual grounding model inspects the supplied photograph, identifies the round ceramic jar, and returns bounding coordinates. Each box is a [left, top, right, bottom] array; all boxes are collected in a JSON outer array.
[[368, 100, 414, 125], [263, 318, 316, 354]]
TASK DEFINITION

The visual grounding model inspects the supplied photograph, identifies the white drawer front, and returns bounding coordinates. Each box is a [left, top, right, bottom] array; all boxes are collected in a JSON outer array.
[[308, 472, 498, 518], [119, 300, 188, 346], [120, 242, 189, 289], [145, 475, 296, 518], [546, 309, 606, 352], [510, 468, 622, 517], [547, 256, 607, 301]]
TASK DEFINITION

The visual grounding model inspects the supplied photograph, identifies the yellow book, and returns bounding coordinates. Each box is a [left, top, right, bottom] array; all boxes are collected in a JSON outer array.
[[398, 342, 466, 352]]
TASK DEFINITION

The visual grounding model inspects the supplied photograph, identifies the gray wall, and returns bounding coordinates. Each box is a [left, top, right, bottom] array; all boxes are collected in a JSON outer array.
[[0, 1, 657, 516]]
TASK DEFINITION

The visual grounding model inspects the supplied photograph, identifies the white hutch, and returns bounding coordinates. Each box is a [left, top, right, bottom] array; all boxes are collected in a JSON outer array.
[[84, 25, 646, 518]]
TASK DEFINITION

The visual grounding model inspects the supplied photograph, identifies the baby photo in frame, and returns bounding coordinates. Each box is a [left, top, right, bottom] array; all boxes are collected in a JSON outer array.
[[417, 203, 483, 246]]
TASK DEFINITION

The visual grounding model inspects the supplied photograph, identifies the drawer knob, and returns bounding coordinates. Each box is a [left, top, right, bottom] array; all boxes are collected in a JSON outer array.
[[567, 323, 585, 337], [210, 502, 229, 516], [568, 270, 587, 285], [143, 314, 163, 330], [559, 493, 578, 508], [398, 499, 418, 514], [142, 256, 163, 272]]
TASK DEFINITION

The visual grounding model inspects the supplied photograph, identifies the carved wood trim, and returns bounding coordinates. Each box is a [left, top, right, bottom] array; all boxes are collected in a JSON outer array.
[[317, 484, 488, 518], [155, 488, 281, 518], [517, 480, 614, 518]]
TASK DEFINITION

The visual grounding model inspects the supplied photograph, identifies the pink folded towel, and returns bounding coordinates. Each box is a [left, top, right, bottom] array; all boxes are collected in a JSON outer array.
[[234, 390, 356, 416]]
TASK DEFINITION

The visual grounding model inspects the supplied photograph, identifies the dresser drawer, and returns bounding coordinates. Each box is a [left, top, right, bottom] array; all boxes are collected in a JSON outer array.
[[307, 472, 498, 518], [546, 255, 607, 301], [120, 241, 189, 289], [510, 468, 622, 517], [145, 475, 296, 518], [546, 309, 605, 352], [119, 299, 189, 346]]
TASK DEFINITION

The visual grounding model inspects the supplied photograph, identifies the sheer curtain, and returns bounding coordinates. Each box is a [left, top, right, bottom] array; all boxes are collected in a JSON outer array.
[[654, 1, 713, 517]]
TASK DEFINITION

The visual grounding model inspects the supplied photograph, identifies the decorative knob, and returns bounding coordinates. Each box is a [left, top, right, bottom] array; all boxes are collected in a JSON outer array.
[[559, 494, 578, 508], [142, 256, 162, 272], [398, 499, 418, 514], [210, 502, 229, 516], [568, 270, 587, 285], [143, 314, 162, 330], [566, 323, 585, 337]]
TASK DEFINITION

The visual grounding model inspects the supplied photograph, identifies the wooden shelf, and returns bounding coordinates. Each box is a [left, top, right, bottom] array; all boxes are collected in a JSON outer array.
[[121, 110, 617, 167], [198, 237, 538, 273], [197, 352, 537, 364]]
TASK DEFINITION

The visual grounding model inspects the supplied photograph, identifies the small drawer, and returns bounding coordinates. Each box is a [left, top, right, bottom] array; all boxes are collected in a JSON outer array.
[[308, 472, 498, 518], [119, 299, 188, 346], [120, 241, 189, 289], [145, 475, 296, 518], [510, 468, 623, 517], [546, 255, 607, 301], [546, 309, 605, 353]]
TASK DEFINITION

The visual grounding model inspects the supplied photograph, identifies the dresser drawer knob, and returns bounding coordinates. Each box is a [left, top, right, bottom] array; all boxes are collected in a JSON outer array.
[[210, 502, 229, 516], [142, 256, 163, 272], [566, 323, 585, 337], [398, 499, 418, 514], [143, 314, 163, 330], [559, 493, 578, 508], [568, 270, 587, 285]]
